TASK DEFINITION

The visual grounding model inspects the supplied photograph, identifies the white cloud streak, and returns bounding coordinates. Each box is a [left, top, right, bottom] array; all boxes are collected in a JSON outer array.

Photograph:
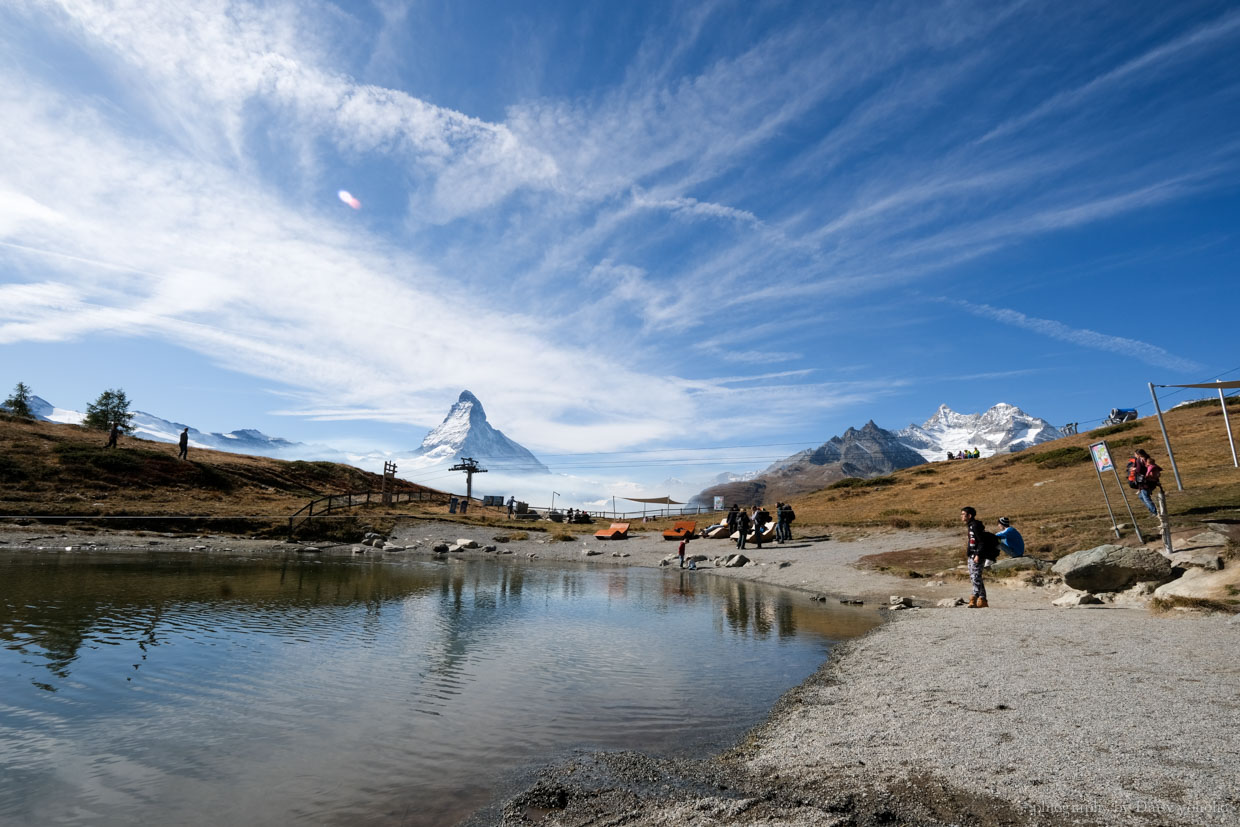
[[953, 300, 1202, 373]]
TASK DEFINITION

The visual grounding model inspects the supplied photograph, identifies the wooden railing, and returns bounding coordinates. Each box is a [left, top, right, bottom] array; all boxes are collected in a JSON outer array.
[[288, 489, 447, 536]]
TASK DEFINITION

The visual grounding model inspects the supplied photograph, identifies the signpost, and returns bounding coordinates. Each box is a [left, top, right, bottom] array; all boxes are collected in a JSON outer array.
[[1089, 440, 1142, 543]]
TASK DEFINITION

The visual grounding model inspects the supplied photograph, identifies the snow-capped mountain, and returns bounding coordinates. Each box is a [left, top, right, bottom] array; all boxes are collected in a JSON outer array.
[[407, 390, 549, 474], [22, 396, 307, 456], [709, 470, 759, 485], [896, 403, 1061, 460], [689, 403, 1062, 506]]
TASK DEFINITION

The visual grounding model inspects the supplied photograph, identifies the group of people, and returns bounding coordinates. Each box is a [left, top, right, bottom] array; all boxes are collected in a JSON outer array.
[[947, 448, 982, 460], [724, 502, 796, 550]]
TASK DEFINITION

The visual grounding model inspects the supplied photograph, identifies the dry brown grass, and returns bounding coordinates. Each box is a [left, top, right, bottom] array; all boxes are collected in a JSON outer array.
[[788, 402, 1240, 559], [0, 417, 450, 534], [854, 546, 963, 577], [1150, 595, 1240, 615]]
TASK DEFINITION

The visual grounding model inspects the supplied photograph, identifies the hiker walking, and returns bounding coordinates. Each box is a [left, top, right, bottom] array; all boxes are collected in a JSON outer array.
[[961, 506, 988, 608], [995, 516, 1024, 557], [105, 423, 120, 448], [178, 427, 189, 460], [1131, 449, 1164, 517], [735, 508, 750, 550]]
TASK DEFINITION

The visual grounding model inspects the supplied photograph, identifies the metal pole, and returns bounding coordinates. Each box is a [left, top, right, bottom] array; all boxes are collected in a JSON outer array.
[[1148, 383, 1183, 490], [1093, 461, 1121, 540], [1218, 383, 1238, 468], [1109, 464, 1143, 544]]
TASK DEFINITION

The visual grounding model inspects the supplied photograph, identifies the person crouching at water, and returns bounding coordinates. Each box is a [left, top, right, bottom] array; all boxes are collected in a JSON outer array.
[[995, 516, 1024, 557], [961, 506, 988, 608]]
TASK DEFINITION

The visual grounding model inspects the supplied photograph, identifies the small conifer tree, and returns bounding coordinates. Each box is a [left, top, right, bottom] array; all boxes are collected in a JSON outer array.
[[83, 388, 135, 433], [3, 382, 34, 419]]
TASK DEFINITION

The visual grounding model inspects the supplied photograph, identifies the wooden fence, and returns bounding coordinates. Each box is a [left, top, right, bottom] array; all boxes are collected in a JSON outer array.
[[288, 489, 447, 536]]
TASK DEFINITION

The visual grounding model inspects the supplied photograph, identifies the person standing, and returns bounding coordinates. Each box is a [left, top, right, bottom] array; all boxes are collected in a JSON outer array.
[[105, 423, 120, 448], [779, 502, 795, 542], [752, 506, 770, 549], [735, 508, 750, 550], [961, 506, 988, 608], [178, 427, 189, 460], [677, 537, 687, 568], [726, 504, 739, 536], [507, 496, 515, 518], [995, 516, 1024, 557]]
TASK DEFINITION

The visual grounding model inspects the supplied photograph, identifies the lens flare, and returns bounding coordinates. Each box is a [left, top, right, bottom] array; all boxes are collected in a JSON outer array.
[[337, 190, 362, 210]]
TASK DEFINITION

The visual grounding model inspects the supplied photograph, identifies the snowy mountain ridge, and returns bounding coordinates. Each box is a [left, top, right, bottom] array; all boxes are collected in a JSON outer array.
[[22, 396, 307, 456], [407, 390, 549, 474], [896, 402, 1061, 460]]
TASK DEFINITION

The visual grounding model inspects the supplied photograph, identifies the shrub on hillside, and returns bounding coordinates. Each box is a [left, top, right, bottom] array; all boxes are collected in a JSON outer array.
[[1088, 421, 1140, 437], [828, 476, 897, 490], [1009, 445, 1091, 469]]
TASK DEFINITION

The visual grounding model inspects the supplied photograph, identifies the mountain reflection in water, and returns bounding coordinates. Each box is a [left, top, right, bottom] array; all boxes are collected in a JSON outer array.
[[0, 549, 877, 826]]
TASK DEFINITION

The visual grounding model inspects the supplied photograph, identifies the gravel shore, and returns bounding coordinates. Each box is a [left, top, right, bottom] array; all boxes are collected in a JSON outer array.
[[5, 520, 1237, 825]]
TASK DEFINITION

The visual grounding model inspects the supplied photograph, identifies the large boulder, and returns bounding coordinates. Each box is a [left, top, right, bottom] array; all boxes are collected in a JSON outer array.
[[1052, 545, 1173, 592], [1154, 565, 1240, 600]]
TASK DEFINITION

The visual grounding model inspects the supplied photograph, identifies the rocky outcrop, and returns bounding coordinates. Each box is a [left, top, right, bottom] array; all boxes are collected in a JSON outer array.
[[1052, 545, 1173, 592]]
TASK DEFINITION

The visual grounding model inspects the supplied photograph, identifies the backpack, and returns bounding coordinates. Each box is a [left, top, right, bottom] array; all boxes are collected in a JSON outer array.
[[980, 531, 1001, 562], [1126, 460, 1143, 490], [784, 507, 795, 523]]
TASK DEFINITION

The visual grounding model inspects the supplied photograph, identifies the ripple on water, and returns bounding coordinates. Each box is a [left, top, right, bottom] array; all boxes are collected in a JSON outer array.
[[0, 551, 876, 826]]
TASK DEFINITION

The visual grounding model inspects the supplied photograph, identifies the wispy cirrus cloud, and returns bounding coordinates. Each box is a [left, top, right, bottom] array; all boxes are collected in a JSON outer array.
[[951, 300, 1202, 373]]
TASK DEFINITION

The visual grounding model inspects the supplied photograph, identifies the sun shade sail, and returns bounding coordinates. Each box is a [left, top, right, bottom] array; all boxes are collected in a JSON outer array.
[[619, 496, 685, 505], [1163, 381, 1240, 389]]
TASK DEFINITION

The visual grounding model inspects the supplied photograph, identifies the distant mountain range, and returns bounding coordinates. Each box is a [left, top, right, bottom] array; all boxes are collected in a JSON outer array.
[[406, 391, 549, 474], [24, 396, 308, 456], [16, 391, 552, 476], [690, 403, 1061, 507]]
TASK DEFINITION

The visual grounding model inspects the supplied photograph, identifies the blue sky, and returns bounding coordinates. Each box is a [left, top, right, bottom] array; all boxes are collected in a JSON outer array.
[[1, 0, 1237, 491]]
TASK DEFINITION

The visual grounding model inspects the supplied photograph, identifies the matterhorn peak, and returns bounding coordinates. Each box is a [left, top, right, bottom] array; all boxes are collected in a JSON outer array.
[[410, 390, 549, 473]]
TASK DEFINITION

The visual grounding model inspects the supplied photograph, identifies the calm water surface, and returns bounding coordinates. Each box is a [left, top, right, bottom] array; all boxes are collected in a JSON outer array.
[[0, 549, 877, 825]]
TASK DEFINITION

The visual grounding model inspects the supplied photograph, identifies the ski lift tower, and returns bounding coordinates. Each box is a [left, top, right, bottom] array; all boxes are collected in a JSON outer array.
[[449, 457, 487, 503]]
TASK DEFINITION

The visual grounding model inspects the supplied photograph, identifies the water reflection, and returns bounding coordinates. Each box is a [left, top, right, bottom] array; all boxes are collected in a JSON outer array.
[[0, 550, 877, 826]]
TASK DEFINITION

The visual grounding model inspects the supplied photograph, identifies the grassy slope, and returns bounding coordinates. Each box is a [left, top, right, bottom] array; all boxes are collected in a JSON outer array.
[[0, 417, 448, 533], [642, 400, 1240, 560], [3, 401, 1238, 554]]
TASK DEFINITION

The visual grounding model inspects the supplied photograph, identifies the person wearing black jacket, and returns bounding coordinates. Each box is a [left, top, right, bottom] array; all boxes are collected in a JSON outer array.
[[735, 509, 750, 550], [961, 506, 988, 608]]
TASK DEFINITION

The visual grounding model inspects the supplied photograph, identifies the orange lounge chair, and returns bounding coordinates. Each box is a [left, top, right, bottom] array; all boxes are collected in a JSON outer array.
[[662, 521, 697, 540], [594, 522, 630, 540]]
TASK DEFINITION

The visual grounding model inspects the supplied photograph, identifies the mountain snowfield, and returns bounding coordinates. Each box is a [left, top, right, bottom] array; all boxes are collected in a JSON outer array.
[[406, 391, 549, 474], [896, 402, 1062, 460]]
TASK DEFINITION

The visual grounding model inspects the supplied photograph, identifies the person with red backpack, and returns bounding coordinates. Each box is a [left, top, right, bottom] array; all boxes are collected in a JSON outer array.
[[1131, 449, 1163, 516]]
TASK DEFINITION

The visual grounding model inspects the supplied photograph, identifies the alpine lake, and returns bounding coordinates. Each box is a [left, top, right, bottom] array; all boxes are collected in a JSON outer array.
[[0, 545, 878, 825]]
